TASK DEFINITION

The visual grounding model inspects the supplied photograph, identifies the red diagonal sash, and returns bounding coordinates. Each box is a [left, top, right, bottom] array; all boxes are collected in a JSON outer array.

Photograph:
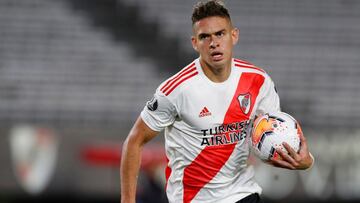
[[182, 73, 265, 203]]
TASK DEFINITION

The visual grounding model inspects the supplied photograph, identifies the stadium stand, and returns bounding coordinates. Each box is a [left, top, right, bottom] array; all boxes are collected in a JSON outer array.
[[0, 0, 168, 198], [0, 0, 163, 129], [0, 0, 360, 202], [1, 0, 359, 129]]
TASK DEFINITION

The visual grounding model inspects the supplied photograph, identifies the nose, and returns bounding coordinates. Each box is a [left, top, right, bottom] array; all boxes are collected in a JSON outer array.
[[209, 36, 219, 49]]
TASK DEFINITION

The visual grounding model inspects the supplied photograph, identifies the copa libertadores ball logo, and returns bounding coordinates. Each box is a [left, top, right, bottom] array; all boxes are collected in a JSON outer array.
[[146, 97, 158, 111]]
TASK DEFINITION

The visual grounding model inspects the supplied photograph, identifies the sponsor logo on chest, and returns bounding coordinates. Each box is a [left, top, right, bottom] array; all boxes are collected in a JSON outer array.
[[199, 121, 250, 147]]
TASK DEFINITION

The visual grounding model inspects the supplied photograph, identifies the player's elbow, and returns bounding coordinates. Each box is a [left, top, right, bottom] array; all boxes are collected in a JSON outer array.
[[123, 117, 159, 150]]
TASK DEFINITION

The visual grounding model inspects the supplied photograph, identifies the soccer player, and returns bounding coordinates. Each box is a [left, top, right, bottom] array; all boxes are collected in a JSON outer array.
[[120, 1, 314, 203]]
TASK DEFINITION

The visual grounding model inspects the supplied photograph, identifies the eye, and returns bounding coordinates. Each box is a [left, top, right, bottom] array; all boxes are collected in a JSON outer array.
[[199, 34, 209, 40], [216, 31, 225, 37]]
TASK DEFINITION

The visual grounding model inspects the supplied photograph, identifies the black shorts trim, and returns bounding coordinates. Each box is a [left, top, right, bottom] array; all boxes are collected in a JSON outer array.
[[235, 193, 264, 203]]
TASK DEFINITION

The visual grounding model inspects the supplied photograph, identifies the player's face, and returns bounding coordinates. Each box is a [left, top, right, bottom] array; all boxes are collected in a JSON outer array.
[[192, 16, 239, 70]]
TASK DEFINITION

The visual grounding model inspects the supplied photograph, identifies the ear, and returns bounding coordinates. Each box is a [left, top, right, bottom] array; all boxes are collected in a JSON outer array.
[[231, 28, 239, 45], [191, 36, 199, 52]]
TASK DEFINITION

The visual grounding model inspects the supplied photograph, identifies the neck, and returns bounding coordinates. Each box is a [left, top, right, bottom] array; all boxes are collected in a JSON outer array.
[[200, 59, 232, 83]]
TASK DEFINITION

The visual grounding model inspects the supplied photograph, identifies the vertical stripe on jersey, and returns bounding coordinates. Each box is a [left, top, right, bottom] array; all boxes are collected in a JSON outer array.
[[182, 72, 265, 203]]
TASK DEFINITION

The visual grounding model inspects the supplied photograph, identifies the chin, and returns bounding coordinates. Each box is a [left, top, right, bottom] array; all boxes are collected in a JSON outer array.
[[212, 58, 228, 66], [202, 56, 228, 68]]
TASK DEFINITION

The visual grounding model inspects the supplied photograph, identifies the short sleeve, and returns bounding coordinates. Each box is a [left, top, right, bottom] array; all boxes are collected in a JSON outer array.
[[140, 89, 177, 132], [256, 74, 281, 115]]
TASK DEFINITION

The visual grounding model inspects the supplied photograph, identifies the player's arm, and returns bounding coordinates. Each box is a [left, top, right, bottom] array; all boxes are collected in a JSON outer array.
[[270, 124, 314, 170], [121, 83, 176, 202], [120, 116, 159, 203]]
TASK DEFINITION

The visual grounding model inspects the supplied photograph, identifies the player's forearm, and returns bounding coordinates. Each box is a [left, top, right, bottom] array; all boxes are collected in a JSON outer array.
[[120, 136, 143, 203]]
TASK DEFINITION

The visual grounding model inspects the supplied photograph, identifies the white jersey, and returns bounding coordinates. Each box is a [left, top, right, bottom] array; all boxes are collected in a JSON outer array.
[[141, 58, 280, 203]]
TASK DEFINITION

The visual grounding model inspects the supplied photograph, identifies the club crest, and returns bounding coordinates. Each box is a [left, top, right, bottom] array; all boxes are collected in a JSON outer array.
[[238, 93, 251, 115]]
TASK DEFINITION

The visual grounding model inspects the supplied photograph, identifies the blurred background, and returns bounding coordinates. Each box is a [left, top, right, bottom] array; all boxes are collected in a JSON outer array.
[[0, 0, 359, 202]]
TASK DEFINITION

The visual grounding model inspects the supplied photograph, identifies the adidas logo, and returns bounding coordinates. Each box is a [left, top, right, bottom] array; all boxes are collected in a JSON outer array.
[[199, 107, 212, 118]]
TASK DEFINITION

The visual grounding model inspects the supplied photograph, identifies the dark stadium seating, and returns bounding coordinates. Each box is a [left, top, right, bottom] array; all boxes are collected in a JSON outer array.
[[0, 0, 162, 128]]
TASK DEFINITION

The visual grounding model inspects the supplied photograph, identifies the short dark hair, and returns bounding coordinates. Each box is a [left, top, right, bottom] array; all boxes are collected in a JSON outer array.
[[192, 0, 231, 25]]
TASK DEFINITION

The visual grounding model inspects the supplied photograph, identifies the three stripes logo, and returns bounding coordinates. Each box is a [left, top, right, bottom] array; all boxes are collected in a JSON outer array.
[[199, 107, 212, 118]]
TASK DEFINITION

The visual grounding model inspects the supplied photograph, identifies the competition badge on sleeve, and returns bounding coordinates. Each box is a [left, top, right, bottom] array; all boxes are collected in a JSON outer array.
[[146, 97, 158, 111]]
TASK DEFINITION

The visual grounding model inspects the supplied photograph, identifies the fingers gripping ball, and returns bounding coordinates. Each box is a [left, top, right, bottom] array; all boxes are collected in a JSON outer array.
[[251, 112, 301, 161]]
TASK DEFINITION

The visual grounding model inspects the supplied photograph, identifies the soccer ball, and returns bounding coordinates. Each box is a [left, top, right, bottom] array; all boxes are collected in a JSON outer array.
[[250, 112, 301, 161]]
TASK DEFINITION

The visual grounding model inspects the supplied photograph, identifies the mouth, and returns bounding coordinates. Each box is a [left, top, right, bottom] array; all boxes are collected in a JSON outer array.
[[210, 51, 224, 61]]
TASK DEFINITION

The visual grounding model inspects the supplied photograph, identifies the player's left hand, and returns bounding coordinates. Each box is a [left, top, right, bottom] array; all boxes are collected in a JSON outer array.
[[270, 123, 314, 170]]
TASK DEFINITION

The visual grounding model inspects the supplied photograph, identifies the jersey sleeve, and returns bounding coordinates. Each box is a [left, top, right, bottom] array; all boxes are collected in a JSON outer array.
[[140, 88, 177, 132], [256, 73, 281, 115]]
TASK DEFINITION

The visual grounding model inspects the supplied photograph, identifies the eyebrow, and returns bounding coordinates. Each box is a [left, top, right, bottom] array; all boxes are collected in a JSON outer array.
[[198, 29, 226, 39]]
